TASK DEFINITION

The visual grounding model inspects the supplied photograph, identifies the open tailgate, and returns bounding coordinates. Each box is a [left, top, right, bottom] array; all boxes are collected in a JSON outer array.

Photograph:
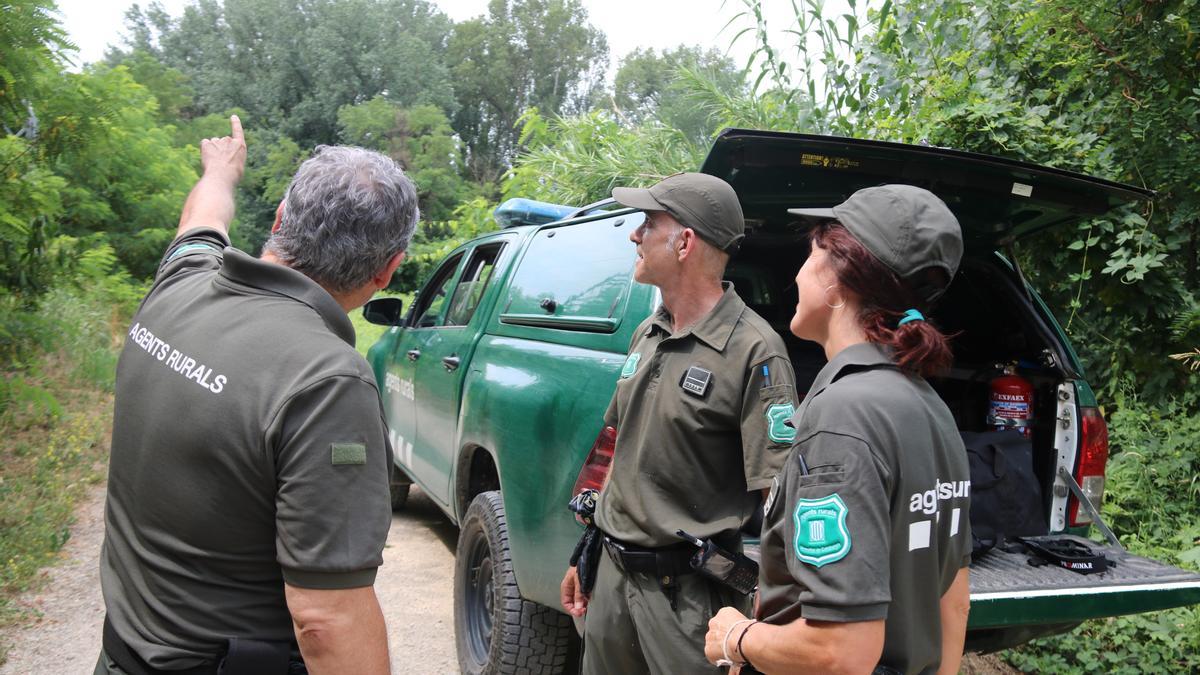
[[969, 535, 1200, 628]]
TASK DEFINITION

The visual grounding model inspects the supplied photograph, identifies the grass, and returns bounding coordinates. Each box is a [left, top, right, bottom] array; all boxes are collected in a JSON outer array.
[[0, 285, 130, 664]]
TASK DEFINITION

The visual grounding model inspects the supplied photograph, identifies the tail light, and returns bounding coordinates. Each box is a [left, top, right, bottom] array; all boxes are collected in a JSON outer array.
[[1070, 407, 1109, 526], [572, 426, 616, 496]]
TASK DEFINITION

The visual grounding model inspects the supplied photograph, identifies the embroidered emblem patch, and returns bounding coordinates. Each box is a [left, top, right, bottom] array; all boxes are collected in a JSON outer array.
[[766, 404, 797, 443], [619, 352, 641, 379], [793, 494, 851, 567], [331, 442, 367, 465]]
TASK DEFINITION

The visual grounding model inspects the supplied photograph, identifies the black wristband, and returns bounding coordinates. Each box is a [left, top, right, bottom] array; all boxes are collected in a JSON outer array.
[[736, 620, 758, 667]]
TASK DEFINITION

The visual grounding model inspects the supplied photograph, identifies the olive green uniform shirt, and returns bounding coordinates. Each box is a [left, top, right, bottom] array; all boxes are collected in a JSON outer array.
[[757, 343, 971, 675], [595, 283, 799, 547], [100, 229, 393, 670]]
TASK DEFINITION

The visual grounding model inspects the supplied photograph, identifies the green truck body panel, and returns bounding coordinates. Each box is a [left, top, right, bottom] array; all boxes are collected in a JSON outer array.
[[970, 585, 1200, 628], [366, 131, 1199, 651]]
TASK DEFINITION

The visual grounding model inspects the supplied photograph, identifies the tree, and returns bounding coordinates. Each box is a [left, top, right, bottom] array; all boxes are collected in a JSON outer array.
[[447, 0, 609, 184], [338, 96, 472, 221], [116, 0, 456, 148], [0, 0, 74, 133], [40, 64, 196, 277], [613, 46, 746, 144]]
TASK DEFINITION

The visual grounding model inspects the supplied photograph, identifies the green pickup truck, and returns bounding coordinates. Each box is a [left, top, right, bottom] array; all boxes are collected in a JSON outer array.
[[364, 129, 1200, 674]]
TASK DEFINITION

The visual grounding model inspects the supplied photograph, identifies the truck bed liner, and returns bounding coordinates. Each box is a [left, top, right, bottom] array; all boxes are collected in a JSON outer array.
[[971, 536, 1200, 595], [968, 535, 1200, 628]]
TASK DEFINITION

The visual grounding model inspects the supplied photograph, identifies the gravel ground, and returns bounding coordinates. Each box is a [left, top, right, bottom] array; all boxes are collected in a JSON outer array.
[[0, 484, 459, 675], [0, 483, 1017, 675]]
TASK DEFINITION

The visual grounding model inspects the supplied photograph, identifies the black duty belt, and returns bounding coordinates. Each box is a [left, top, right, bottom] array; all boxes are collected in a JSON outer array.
[[103, 617, 217, 675], [602, 535, 696, 579], [103, 616, 300, 675]]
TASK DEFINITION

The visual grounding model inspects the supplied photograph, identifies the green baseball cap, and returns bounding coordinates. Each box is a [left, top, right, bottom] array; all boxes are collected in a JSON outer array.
[[788, 184, 963, 300], [613, 173, 745, 251]]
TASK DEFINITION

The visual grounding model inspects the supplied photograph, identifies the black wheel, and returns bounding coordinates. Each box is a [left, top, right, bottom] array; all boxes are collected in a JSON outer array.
[[454, 491, 573, 674], [390, 464, 413, 511], [389, 482, 410, 511]]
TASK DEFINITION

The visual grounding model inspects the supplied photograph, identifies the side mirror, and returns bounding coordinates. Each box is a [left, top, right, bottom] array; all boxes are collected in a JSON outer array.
[[362, 298, 405, 326]]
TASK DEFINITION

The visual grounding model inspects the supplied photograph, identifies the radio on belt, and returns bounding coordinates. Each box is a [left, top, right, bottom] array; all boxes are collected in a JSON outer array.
[[676, 530, 759, 595]]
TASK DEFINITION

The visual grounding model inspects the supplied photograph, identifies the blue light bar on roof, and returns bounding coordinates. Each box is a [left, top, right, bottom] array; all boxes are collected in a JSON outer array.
[[493, 198, 575, 228]]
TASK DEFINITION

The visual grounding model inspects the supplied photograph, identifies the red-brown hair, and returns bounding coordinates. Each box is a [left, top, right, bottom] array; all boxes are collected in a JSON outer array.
[[810, 221, 954, 377]]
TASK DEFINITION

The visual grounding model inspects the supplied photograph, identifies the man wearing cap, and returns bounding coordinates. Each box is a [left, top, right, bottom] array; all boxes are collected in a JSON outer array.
[[703, 185, 971, 675], [560, 173, 800, 673]]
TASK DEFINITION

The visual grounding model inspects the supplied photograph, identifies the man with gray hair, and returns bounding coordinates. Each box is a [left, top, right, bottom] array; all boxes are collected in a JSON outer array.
[[96, 116, 415, 675]]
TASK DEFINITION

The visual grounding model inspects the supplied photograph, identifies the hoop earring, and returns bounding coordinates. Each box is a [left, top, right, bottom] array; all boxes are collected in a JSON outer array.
[[824, 284, 846, 309]]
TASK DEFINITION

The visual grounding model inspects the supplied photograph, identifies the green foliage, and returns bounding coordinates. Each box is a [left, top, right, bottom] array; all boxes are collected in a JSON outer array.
[[448, 0, 609, 182], [122, 0, 457, 148], [104, 48, 195, 123], [0, 271, 136, 644], [508, 108, 703, 205], [42, 65, 197, 277], [0, 136, 67, 296], [0, 0, 74, 131], [613, 46, 746, 144], [338, 97, 473, 221], [1007, 394, 1200, 673]]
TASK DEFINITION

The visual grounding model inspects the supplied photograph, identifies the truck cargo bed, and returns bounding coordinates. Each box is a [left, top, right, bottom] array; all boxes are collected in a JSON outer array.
[[969, 535, 1200, 628]]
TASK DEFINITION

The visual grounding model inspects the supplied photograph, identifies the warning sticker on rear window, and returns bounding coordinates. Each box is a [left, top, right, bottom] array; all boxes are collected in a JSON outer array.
[[801, 154, 861, 169], [1012, 182, 1033, 197]]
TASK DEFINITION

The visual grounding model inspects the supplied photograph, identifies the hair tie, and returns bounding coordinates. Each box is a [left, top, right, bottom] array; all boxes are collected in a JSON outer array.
[[898, 309, 925, 327]]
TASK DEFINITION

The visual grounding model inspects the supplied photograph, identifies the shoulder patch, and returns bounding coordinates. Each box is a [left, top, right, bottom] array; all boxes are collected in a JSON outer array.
[[766, 403, 797, 443], [793, 493, 851, 567], [331, 442, 367, 465], [619, 352, 641, 379]]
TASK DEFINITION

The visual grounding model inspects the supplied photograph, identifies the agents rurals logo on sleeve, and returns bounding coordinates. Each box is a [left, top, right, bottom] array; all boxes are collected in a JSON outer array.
[[793, 494, 851, 567]]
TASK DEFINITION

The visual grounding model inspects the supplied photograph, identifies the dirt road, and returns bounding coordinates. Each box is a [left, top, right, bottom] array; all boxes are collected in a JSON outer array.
[[0, 484, 460, 674]]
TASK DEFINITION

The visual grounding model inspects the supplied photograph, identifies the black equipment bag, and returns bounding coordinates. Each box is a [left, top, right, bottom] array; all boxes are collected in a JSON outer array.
[[961, 430, 1047, 558]]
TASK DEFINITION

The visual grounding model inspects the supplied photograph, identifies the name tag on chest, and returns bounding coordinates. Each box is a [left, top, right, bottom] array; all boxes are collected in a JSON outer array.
[[680, 366, 713, 397]]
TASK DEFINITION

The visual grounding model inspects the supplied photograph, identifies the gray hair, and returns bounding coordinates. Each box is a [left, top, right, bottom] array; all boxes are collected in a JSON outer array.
[[264, 145, 419, 293]]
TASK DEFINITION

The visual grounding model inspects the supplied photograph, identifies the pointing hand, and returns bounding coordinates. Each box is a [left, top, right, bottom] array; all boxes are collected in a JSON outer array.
[[199, 115, 247, 187]]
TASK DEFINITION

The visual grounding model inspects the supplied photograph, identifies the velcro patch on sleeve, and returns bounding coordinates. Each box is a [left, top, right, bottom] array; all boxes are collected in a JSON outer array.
[[331, 442, 367, 465]]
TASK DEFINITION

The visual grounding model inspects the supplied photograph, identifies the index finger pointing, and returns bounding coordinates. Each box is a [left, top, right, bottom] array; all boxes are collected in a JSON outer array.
[[229, 114, 244, 141]]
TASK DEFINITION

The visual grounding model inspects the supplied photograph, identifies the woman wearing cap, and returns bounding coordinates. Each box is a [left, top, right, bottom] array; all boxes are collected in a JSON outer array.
[[703, 185, 972, 675]]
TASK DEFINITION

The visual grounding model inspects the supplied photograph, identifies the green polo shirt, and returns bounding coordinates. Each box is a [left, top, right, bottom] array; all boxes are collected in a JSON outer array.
[[756, 342, 971, 675], [595, 283, 799, 548], [101, 229, 393, 669]]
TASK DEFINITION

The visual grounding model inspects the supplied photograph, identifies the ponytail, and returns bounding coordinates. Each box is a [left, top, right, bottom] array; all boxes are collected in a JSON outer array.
[[811, 223, 954, 378]]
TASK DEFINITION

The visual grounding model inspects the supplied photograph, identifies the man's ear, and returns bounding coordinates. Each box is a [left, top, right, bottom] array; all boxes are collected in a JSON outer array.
[[271, 201, 286, 234], [372, 251, 406, 289], [677, 228, 698, 262]]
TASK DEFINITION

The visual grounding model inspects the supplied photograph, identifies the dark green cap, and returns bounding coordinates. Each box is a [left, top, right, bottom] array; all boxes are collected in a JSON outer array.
[[613, 173, 745, 251], [788, 184, 963, 300]]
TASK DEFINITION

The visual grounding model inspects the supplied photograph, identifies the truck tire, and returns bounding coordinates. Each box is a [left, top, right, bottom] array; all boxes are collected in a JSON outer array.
[[390, 465, 414, 511], [389, 482, 410, 511], [455, 491, 573, 675]]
